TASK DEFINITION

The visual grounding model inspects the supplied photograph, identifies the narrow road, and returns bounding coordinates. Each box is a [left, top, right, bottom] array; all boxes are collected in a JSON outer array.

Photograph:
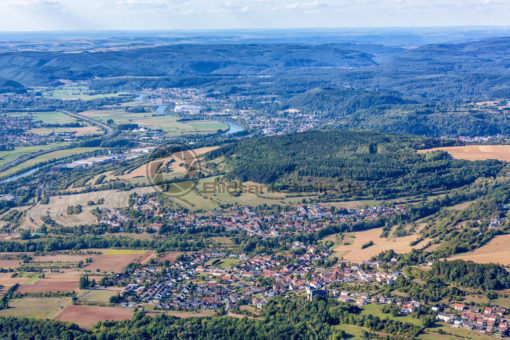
[[0, 111, 112, 176]]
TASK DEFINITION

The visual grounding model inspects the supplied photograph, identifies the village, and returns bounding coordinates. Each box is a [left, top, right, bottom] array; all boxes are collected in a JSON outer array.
[[95, 193, 406, 237], [436, 304, 509, 336], [112, 249, 401, 313], [144, 87, 323, 136], [109, 248, 510, 337], [0, 114, 76, 148]]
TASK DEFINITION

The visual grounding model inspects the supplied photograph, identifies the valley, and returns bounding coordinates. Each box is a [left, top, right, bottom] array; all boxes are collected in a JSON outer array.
[[0, 31, 510, 339]]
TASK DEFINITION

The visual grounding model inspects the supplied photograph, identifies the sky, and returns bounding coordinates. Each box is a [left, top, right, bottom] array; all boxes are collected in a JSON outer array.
[[0, 0, 509, 31]]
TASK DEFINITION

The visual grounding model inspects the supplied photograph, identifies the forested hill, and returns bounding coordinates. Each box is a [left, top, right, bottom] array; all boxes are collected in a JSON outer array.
[[0, 44, 378, 86], [0, 37, 509, 100], [280, 87, 510, 137], [282, 88, 410, 118], [0, 77, 25, 94], [207, 130, 504, 199]]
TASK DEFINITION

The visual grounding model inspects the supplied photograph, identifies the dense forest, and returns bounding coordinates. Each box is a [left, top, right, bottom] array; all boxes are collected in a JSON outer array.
[[280, 88, 510, 137], [429, 260, 510, 291], [208, 130, 505, 199], [282, 88, 410, 117]]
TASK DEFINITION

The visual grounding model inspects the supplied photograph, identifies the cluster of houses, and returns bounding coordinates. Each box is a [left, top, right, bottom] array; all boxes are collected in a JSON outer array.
[[146, 88, 223, 116], [0, 94, 29, 103], [231, 105, 321, 136], [0, 114, 66, 147], [437, 303, 508, 336], [457, 135, 510, 143], [112, 247, 510, 339], [120, 126, 169, 143], [489, 216, 506, 229], [113, 249, 402, 313], [144, 87, 332, 136], [335, 289, 422, 313], [109, 194, 404, 238]]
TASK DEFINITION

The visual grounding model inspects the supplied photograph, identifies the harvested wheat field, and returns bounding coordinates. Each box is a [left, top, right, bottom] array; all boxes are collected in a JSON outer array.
[[56, 305, 133, 328], [85, 250, 153, 273], [71, 126, 102, 136], [18, 280, 78, 293], [165, 310, 215, 318], [0, 297, 71, 319], [451, 234, 510, 266], [330, 227, 424, 263], [17, 271, 82, 293], [0, 259, 22, 269], [419, 145, 510, 162], [32, 254, 94, 263], [0, 273, 30, 289]]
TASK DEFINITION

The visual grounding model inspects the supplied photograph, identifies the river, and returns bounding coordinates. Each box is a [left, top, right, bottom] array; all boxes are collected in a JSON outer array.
[[222, 121, 243, 135], [156, 105, 167, 115], [0, 168, 39, 184], [0, 96, 244, 184]]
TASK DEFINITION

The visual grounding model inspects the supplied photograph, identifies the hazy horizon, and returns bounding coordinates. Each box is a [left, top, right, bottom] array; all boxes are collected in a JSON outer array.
[[0, 0, 509, 32]]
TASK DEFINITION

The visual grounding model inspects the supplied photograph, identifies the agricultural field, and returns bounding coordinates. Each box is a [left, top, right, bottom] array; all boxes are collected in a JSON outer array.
[[327, 227, 424, 263], [80, 109, 228, 136], [0, 143, 70, 168], [0, 255, 22, 269], [165, 310, 215, 318], [419, 145, 510, 162], [451, 234, 510, 266], [0, 250, 152, 298], [0, 273, 31, 289], [159, 177, 309, 211], [55, 305, 133, 328], [0, 297, 72, 319], [102, 249, 147, 256], [31, 253, 96, 263], [84, 250, 153, 273], [7, 111, 78, 124], [18, 279, 78, 293], [17, 271, 82, 293], [0, 147, 101, 178], [42, 86, 130, 101], [22, 186, 155, 229], [77, 289, 120, 304], [28, 126, 102, 136]]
